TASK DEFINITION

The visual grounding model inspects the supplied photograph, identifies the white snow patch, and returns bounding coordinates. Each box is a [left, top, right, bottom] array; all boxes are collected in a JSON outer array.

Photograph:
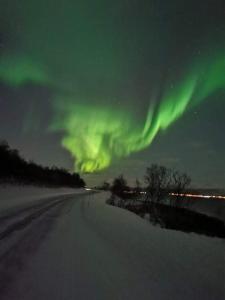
[[2, 191, 224, 300], [0, 184, 85, 214]]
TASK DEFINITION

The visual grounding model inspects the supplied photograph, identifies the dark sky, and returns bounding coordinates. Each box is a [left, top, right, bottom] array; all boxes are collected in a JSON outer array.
[[0, 0, 225, 188]]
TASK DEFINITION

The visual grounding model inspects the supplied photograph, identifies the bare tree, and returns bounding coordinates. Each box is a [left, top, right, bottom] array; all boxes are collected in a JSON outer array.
[[111, 175, 128, 198], [145, 164, 191, 208], [170, 171, 191, 207], [145, 164, 171, 204]]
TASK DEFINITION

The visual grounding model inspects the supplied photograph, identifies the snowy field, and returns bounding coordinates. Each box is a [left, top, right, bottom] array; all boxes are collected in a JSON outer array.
[[0, 184, 85, 215], [0, 186, 224, 300]]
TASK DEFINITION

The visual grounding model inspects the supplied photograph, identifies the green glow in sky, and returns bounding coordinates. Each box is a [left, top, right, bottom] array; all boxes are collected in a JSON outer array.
[[0, 53, 224, 172], [0, 1, 224, 173], [50, 56, 225, 173], [0, 56, 48, 86], [0, 51, 224, 173]]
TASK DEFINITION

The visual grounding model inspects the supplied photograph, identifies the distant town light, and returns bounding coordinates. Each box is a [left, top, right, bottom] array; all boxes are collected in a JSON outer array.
[[170, 193, 225, 200]]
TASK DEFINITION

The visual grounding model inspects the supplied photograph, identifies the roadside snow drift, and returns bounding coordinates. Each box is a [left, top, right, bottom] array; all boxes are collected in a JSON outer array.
[[0, 189, 224, 300]]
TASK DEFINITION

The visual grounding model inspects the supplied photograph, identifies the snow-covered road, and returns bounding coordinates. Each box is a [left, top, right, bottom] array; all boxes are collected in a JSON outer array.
[[0, 191, 224, 300]]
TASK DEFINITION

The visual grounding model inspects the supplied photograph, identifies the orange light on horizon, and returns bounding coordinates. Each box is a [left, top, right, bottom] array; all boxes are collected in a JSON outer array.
[[170, 192, 225, 200]]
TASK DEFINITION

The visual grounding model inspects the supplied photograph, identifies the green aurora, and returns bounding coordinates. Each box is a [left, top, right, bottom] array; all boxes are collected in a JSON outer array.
[[0, 54, 224, 172], [0, 0, 224, 173], [51, 55, 225, 172]]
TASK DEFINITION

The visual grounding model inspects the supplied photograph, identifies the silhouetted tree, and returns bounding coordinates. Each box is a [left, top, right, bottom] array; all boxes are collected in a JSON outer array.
[[111, 175, 128, 199], [170, 171, 191, 207], [144, 164, 191, 208], [145, 164, 171, 203]]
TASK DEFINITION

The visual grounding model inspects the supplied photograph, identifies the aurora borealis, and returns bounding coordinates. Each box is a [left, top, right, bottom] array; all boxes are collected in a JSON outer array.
[[0, 0, 225, 186], [50, 54, 225, 173]]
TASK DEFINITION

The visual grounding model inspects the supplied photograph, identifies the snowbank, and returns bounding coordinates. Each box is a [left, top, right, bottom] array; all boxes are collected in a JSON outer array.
[[0, 191, 224, 300], [0, 184, 85, 214]]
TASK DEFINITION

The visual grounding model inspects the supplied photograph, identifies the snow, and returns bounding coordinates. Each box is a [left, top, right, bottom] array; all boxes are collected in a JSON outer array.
[[0, 189, 223, 300], [0, 184, 85, 215]]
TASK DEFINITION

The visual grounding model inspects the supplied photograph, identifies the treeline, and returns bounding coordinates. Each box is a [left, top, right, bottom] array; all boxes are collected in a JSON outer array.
[[0, 140, 85, 188]]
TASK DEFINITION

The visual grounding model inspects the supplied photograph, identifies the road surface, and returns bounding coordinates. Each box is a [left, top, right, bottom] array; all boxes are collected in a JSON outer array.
[[0, 191, 224, 300]]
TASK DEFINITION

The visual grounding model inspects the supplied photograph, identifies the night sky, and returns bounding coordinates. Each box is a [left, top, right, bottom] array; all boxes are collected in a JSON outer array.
[[0, 0, 224, 188]]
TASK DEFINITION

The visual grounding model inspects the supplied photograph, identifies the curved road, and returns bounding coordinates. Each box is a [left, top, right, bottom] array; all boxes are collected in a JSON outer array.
[[0, 191, 224, 300]]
